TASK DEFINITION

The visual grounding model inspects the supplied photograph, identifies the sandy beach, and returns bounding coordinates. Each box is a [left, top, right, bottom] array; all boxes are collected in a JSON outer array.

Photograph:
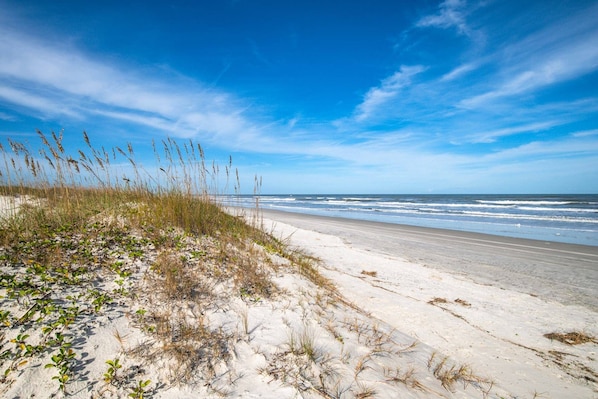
[[256, 209, 598, 398], [2, 194, 597, 398], [258, 209, 598, 311]]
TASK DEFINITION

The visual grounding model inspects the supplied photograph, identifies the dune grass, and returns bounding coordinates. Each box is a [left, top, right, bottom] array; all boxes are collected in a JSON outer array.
[[0, 131, 310, 396], [0, 131, 268, 243]]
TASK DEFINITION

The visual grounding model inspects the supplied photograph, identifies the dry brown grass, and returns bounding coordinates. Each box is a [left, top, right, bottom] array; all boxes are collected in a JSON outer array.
[[428, 297, 448, 305], [454, 298, 471, 307], [544, 331, 597, 345], [360, 270, 377, 277], [384, 366, 427, 391], [427, 351, 489, 392]]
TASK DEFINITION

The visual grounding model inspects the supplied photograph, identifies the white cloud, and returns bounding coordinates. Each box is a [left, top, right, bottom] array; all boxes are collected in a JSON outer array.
[[0, 24, 257, 144], [0, 111, 17, 122], [416, 0, 472, 37], [460, 3, 598, 108], [480, 135, 598, 164], [92, 110, 174, 133], [571, 129, 598, 138], [440, 62, 478, 81], [0, 86, 81, 119], [466, 121, 564, 144], [256, 129, 598, 193], [354, 65, 425, 122]]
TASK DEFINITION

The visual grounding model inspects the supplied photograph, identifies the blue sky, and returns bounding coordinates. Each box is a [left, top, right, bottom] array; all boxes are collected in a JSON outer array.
[[1, 0, 597, 194]]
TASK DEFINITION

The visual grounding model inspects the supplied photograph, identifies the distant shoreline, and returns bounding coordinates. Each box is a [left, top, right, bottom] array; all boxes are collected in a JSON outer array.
[[254, 207, 598, 249], [228, 193, 598, 247]]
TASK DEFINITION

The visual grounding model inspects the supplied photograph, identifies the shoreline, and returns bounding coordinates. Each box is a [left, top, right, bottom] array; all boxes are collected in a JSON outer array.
[[249, 208, 598, 398], [237, 193, 598, 247], [253, 208, 598, 311], [256, 207, 598, 250]]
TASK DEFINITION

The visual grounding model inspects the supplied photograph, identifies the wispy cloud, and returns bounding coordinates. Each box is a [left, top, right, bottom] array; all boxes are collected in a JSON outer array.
[[0, 86, 81, 119], [460, 3, 598, 108], [0, 111, 17, 122], [354, 65, 425, 122], [572, 129, 598, 138], [440, 62, 478, 81], [480, 135, 598, 164], [416, 0, 482, 41], [0, 24, 259, 146], [465, 121, 564, 144], [417, 0, 467, 32], [253, 128, 598, 193]]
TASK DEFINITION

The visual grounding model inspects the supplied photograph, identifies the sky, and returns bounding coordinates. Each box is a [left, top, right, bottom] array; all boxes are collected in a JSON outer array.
[[1, 0, 597, 194]]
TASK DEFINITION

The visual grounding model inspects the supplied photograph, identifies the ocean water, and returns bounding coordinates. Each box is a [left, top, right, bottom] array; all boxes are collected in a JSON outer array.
[[229, 194, 598, 246]]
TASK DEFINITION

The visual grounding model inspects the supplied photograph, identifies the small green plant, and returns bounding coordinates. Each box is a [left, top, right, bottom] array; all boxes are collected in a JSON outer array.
[[240, 287, 262, 302], [46, 331, 68, 348], [9, 333, 41, 357], [2, 358, 28, 380], [52, 372, 69, 393], [128, 249, 144, 259], [45, 345, 75, 392], [89, 290, 112, 312], [129, 379, 151, 399], [55, 305, 80, 329], [113, 277, 129, 296], [36, 298, 57, 321], [103, 358, 122, 384]]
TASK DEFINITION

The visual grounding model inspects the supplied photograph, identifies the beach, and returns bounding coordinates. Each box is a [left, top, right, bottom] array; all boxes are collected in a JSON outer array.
[[2, 193, 597, 398], [258, 209, 598, 310], [255, 208, 598, 398]]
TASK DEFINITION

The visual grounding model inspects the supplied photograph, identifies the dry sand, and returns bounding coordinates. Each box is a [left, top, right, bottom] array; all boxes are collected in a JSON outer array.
[[257, 209, 598, 398]]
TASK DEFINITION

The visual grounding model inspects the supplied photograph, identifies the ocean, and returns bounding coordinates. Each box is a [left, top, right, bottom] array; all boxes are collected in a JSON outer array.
[[229, 194, 598, 246]]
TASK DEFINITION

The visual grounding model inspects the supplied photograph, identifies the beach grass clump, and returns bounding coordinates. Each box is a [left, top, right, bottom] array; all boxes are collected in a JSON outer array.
[[427, 351, 490, 392]]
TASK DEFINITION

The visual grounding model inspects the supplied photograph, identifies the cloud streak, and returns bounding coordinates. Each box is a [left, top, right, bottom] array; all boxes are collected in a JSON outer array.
[[460, 3, 598, 107], [416, 0, 471, 36], [464, 121, 565, 144], [354, 65, 426, 122], [0, 24, 259, 146]]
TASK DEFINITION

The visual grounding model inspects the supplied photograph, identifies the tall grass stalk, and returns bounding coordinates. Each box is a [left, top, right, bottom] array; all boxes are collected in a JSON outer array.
[[0, 131, 273, 248]]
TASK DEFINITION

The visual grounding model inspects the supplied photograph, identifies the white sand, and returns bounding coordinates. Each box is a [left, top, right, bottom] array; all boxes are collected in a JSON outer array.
[[0, 195, 40, 219], [257, 211, 598, 399], [1, 199, 597, 398]]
